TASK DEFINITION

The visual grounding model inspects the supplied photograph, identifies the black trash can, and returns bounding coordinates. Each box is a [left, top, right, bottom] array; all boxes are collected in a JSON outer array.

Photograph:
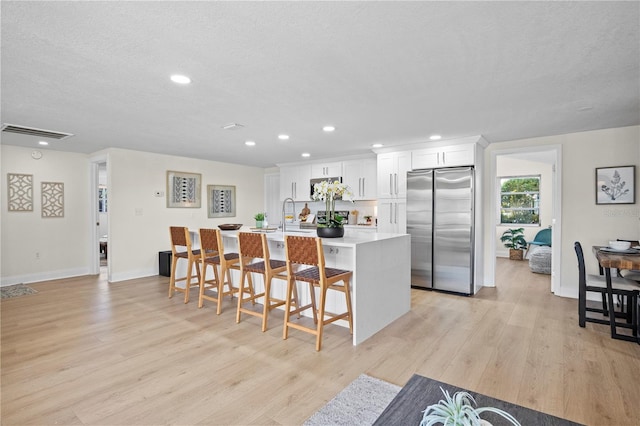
[[159, 251, 172, 277]]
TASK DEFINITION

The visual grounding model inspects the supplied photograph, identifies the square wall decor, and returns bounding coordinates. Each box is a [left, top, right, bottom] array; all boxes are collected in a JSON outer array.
[[167, 171, 201, 208], [596, 165, 635, 205], [208, 185, 236, 218]]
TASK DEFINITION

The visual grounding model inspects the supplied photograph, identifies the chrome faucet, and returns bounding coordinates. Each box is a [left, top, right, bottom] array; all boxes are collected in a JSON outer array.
[[282, 197, 296, 233]]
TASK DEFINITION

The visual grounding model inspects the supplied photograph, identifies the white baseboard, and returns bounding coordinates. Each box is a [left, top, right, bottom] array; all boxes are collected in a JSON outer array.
[[1, 267, 91, 287]]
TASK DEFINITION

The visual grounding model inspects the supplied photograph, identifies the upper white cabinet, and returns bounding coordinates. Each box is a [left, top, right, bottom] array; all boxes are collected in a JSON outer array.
[[412, 144, 475, 169], [280, 164, 311, 201], [343, 158, 377, 200], [377, 151, 412, 198], [311, 162, 342, 178]]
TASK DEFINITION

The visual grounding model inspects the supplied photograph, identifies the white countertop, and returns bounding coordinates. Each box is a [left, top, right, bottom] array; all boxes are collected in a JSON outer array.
[[219, 226, 406, 248]]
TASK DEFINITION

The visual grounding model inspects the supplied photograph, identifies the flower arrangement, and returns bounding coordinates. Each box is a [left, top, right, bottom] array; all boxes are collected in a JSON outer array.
[[312, 180, 353, 228]]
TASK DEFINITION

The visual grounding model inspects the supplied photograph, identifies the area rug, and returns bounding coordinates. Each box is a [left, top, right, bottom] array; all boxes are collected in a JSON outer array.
[[304, 374, 401, 426], [1, 284, 38, 299]]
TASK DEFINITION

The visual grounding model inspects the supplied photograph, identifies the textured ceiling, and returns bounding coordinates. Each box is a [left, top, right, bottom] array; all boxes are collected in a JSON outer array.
[[1, 1, 639, 168]]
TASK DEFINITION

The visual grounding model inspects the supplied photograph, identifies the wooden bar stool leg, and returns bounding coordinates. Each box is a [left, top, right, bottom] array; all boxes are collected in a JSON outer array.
[[283, 277, 295, 340], [316, 285, 328, 351], [309, 282, 318, 324], [217, 265, 226, 315], [261, 276, 272, 332], [236, 270, 250, 324], [184, 258, 194, 304], [169, 255, 179, 298], [343, 279, 353, 334]]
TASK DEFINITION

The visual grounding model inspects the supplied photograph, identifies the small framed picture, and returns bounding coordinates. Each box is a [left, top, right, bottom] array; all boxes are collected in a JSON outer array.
[[166, 171, 201, 208], [207, 185, 236, 218], [595, 165, 635, 205]]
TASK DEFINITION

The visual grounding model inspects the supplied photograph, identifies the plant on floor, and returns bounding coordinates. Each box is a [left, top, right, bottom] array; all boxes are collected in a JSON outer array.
[[500, 227, 527, 260], [420, 387, 521, 426]]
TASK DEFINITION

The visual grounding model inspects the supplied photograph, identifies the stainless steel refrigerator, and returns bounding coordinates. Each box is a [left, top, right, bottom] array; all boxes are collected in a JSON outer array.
[[407, 167, 474, 295]]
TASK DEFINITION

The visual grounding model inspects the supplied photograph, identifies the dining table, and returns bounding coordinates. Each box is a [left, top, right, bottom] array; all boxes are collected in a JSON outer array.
[[592, 245, 640, 342]]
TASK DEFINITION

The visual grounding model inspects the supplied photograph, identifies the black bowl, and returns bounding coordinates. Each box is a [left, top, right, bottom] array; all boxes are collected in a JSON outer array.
[[218, 224, 242, 230]]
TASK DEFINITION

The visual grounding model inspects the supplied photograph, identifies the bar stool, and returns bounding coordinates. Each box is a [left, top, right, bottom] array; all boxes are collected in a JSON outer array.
[[198, 228, 248, 315], [168, 226, 201, 303], [283, 235, 353, 351], [236, 232, 300, 331]]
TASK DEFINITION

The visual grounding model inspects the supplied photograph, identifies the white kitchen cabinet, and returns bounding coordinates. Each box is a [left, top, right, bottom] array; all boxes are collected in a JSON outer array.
[[377, 199, 407, 234], [343, 158, 377, 200], [377, 151, 411, 198], [311, 162, 342, 178], [412, 144, 475, 169], [280, 164, 311, 200]]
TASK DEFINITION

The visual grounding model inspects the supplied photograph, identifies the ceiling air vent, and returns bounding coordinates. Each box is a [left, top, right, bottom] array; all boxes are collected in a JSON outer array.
[[1, 123, 74, 140], [221, 123, 244, 130]]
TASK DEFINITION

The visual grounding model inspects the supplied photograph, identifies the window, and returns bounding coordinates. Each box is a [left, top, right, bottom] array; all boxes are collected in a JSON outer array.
[[499, 176, 540, 225], [98, 186, 108, 213]]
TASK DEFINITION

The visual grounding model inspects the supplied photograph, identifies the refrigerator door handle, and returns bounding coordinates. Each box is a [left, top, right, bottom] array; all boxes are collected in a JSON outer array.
[[389, 174, 393, 195], [395, 202, 398, 224], [394, 173, 398, 195], [389, 203, 393, 223]]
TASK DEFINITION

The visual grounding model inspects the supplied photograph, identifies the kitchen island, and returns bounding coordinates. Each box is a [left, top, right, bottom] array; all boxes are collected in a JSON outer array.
[[219, 227, 411, 345]]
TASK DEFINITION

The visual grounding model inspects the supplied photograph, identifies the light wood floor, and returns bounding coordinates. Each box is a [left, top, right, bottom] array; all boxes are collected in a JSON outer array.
[[2, 259, 639, 425]]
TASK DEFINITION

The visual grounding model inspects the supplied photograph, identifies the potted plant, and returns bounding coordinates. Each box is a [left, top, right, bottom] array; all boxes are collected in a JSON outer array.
[[254, 212, 265, 229], [500, 227, 527, 260], [311, 180, 353, 238], [421, 387, 521, 426]]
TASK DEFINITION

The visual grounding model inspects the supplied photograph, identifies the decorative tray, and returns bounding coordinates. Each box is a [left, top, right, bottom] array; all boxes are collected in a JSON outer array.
[[250, 227, 278, 233], [218, 224, 243, 231]]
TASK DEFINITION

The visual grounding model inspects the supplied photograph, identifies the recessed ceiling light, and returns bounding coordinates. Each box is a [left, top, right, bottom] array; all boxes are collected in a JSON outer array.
[[301, 153, 311, 158], [323, 125, 335, 132], [170, 74, 191, 84], [372, 143, 383, 148], [278, 134, 290, 140], [38, 141, 49, 146], [245, 141, 256, 146], [429, 135, 442, 141]]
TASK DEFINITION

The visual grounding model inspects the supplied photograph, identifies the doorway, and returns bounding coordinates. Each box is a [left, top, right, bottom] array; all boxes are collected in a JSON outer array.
[[90, 154, 109, 279], [489, 145, 562, 294]]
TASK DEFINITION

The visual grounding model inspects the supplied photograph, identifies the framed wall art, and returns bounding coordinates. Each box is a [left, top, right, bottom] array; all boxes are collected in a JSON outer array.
[[207, 185, 236, 218], [7, 173, 33, 212], [166, 171, 201, 208], [595, 165, 635, 205], [41, 182, 64, 218]]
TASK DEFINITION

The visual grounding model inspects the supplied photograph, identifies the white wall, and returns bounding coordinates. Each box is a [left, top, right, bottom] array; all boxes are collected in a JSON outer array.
[[1, 146, 266, 285], [484, 125, 640, 298], [1, 146, 91, 284], [495, 157, 553, 257]]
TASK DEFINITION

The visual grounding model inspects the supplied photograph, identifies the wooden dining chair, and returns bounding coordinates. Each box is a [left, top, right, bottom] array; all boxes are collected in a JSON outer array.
[[236, 232, 299, 331], [168, 226, 202, 303], [283, 235, 353, 351], [574, 242, 639, 331], [198, 228, 248, 315]]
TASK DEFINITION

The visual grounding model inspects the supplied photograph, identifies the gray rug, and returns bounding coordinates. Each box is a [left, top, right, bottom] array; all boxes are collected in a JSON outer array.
[[1, 284, 38, 299], [304, 374, 401, 426]]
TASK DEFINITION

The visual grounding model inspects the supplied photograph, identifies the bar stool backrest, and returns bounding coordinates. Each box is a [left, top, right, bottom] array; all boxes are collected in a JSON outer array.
[[239, 232, 266, 260], [170, 226, 190, 253], [200, 228, 221, 257], [285, 235, 324, 268]]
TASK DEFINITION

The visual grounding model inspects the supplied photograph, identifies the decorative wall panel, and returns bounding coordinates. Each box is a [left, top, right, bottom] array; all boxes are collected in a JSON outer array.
[[7, 173, 33, 212], [41, 182, 64, 218]]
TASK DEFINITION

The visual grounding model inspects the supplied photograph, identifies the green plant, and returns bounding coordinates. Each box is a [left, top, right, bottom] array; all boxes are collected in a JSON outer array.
[[254, 212, 265, 221], [420, 387, 521, 426], [500, 227, 527, 250]]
